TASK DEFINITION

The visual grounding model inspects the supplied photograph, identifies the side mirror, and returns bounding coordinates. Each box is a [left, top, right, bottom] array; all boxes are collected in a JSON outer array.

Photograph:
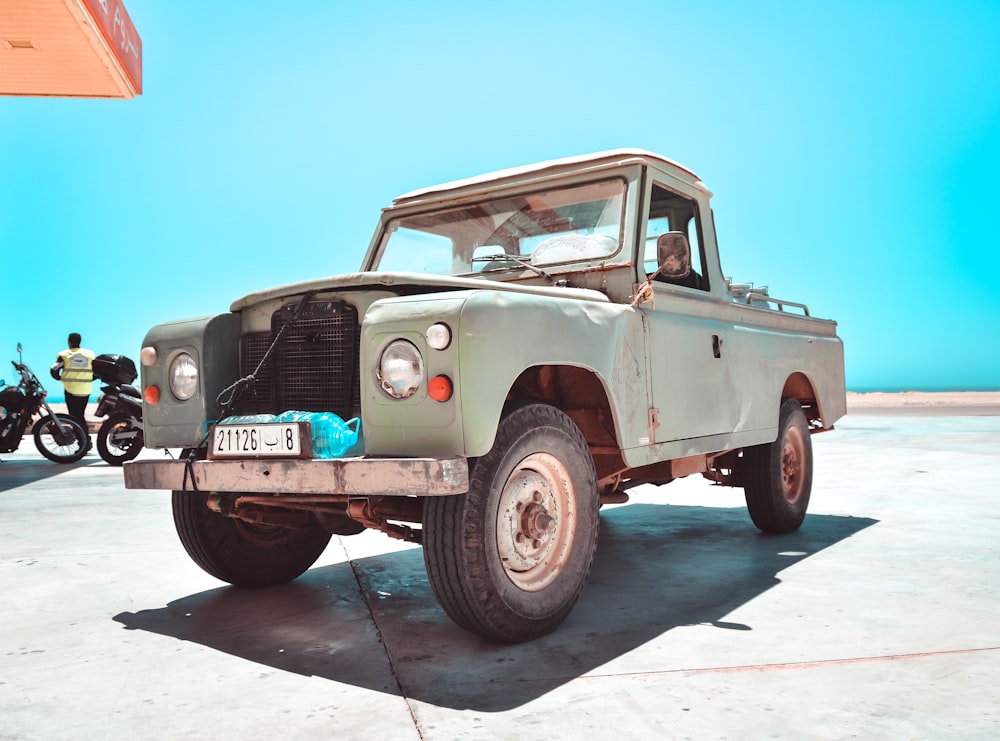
[[656, 232, 692, 279]]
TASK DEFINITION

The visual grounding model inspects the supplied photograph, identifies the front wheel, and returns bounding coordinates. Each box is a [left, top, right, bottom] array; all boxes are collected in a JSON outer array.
[[33, 415, 88, 463], [423, 403, 600, 642], [172, 491, 332, 587], [97, 412, 144, 465], [742, 398, 813, 533]]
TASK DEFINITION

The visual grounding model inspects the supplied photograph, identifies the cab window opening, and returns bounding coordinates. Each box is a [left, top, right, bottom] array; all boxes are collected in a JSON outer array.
[[644, 182, 708, 291]]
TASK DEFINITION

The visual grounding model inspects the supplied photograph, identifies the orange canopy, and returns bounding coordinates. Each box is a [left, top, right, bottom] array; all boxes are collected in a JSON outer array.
[[0, 0, 141, 99]]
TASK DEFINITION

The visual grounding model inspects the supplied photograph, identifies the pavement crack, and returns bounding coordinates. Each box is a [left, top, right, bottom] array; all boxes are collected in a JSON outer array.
[[341, 538, 425, 740]]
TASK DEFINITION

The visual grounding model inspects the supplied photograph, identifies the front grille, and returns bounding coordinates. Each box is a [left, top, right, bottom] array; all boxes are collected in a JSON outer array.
[[237, 300, 360, 418]]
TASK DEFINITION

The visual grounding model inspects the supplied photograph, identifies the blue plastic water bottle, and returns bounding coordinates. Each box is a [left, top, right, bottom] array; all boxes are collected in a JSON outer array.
[[314, 413, 360, 458], [275, 411, 360, 459], [219, 413, 277, 424]]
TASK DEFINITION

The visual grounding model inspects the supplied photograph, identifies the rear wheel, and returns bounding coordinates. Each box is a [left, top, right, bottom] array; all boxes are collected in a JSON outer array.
[[423, 403, 600, 642], [33, 414, 88, 463], [172, 490, 331, 587], [97, 412, 144, 465], [742, 398, 813, 533]]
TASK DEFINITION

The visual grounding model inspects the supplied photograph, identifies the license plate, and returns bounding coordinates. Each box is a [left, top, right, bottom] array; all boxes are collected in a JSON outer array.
[[208, 422, 312, 459]]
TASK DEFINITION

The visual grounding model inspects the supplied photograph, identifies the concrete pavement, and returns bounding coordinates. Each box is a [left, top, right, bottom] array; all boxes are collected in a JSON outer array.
[[1, 413, 998, 739]]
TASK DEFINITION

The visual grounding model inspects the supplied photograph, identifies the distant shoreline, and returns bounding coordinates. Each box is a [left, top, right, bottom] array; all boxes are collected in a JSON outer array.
[[39, 392, 1000, 428], [42, 389, 1000, 407], [845, 390, 1000, 416]]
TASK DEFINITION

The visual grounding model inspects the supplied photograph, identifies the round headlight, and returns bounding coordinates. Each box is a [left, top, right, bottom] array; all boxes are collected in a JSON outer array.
[[377, 340, 424, 399], [425, 323, 451, 350], [169, 352, 198, 400]]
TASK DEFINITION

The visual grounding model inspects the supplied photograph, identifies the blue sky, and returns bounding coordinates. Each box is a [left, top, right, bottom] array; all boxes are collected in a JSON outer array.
[[2, 0, 999, 394]]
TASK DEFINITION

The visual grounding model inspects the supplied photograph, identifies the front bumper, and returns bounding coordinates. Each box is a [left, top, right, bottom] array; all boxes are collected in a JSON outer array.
[[122, 456, 469, 496]]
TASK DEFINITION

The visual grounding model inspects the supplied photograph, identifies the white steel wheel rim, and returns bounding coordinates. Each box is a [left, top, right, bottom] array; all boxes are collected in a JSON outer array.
[[495, 452, 577, 592], [780, 425, 806, 504]]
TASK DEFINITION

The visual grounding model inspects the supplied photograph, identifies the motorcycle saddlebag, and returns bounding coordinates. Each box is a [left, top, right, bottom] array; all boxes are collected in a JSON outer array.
[[92, 354, 138, 384], [1, 386, 27, 452], [1, 386, 26, 415]]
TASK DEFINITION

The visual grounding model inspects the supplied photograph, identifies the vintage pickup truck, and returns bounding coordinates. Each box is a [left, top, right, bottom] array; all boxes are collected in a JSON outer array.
[[124, 149, 846, 642]]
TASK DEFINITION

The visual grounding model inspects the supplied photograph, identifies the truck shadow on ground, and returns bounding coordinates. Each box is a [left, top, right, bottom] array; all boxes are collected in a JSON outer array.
[[113, 503, 876, 712]]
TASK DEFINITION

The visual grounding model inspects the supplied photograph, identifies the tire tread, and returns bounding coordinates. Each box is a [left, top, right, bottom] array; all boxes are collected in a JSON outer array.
[[423, 403, 599, 642], [172, 490, 331, 587], [743, 398, 813, 533]]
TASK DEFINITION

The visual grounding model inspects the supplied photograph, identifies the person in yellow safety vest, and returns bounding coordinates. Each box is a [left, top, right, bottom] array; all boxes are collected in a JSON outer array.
[[50, 333, 95, 448]]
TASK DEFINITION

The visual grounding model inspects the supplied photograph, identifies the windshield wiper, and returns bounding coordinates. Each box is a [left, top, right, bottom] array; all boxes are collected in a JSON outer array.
[[472, 253, 555, 283]]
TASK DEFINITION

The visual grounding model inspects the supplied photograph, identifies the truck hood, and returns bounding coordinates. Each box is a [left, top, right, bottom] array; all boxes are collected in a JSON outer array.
[[229, 271, 611, 311]]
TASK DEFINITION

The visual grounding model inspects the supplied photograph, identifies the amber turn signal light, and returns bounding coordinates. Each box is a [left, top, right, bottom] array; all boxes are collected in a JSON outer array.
[[427, 375, 453, 402], [144, 385, 160, 405]]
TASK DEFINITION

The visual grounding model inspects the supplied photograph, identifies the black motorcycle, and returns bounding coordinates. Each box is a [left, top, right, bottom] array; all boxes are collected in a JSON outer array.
[[0, 344, 89, 463], [92, 353, 144, 466]]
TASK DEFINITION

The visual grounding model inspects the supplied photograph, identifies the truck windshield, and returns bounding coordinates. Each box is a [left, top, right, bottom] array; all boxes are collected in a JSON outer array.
[[374, 178, 626, 277]]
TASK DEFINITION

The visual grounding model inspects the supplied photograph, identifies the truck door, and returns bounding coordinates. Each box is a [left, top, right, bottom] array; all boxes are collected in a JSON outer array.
[[644, 291, 737, 442], [641, 182, 738, 443]]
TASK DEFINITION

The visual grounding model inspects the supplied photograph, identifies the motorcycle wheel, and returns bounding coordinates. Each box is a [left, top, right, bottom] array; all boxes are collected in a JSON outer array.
[[97, 411, 144, 466], [33, 415, 88, 463]]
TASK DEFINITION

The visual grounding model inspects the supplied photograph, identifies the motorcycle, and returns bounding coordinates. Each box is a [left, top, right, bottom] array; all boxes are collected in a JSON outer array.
[[92, 353, 144, 466], [0, 343, 89, 463]]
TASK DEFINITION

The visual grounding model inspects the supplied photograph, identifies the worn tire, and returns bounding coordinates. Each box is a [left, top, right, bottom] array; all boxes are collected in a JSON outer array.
[[172, 490, 331, 587], [423, 403, 600, 642], [32, 414, 88, 463], [742, 398, 813, 533], [96, 412, 144, 466]]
